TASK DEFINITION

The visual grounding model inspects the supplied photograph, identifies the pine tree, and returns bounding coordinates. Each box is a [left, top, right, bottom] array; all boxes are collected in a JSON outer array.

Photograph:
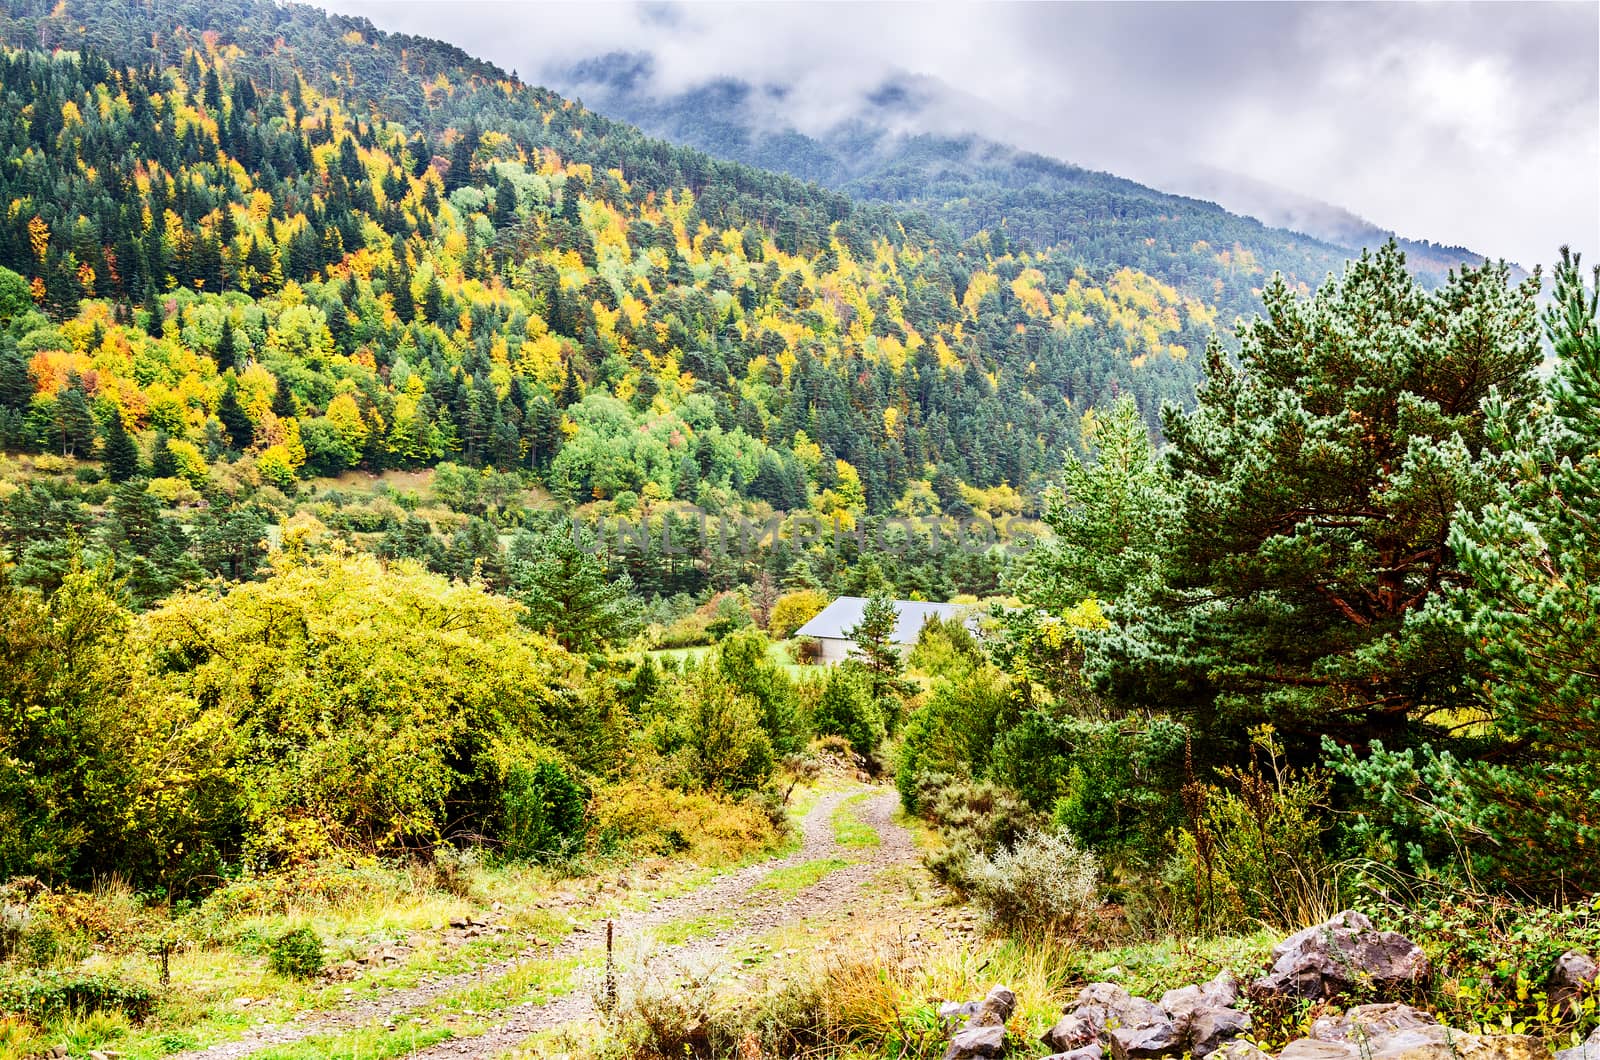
[[54, 383, 98, 457], [271, 376, 296, 418], [149, 432, 179, 479], [1094, 243, 1545, 757], [1333, 249, 1600, 893], [506, 526, 640, 654], [558, 361, 582, 409], [216, 316, 237, 367], [217, 377, 253, 450], [847, 590, 909, 715], [102, 411, 141, 482], [1010, 395, 1176, 611]]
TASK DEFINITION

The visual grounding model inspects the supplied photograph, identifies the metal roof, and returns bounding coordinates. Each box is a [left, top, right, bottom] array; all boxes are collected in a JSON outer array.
[[792, 596, 976, 646]]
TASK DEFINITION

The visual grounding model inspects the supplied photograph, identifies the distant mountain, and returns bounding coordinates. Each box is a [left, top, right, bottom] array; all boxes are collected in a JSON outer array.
[[1159, 165, 1512, 280], [553, 53, 1505, 303]]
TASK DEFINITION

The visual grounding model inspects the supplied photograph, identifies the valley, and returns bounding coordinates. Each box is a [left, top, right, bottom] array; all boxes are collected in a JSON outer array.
[[0, 2, 1595, 1059]]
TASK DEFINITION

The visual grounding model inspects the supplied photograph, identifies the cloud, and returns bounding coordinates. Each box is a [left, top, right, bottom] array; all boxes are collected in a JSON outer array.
[[325, 0, 1598, 270]]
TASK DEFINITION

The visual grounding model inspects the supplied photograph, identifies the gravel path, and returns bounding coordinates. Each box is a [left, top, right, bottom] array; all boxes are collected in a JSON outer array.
[[169, 783, 916, 1060], [408, 785, 920, 1058]]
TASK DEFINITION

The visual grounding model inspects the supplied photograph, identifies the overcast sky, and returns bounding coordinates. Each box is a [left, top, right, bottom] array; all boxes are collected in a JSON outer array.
[[326, 1, 1599, 270]]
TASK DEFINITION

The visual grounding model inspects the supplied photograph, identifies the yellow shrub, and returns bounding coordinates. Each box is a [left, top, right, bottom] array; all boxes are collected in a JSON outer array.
[[769, 589, 828, 639], [591, 781, 778, 865]]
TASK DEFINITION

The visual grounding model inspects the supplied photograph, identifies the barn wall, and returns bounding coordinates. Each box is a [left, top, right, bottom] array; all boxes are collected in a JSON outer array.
[[816, 638, 853, 663]]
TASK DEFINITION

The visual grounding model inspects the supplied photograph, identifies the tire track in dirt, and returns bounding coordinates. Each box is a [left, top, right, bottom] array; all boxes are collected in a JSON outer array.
[[169, 786, 893, 1060], [408, 785, 920, 1058]]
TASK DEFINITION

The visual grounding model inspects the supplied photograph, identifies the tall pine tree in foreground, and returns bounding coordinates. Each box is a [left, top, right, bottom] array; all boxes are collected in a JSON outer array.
[[1091, 242, 1544, 758], [1333, 249, 1600, 892]]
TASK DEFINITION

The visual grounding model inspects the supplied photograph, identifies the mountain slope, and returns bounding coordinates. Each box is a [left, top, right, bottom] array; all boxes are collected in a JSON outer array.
[[553, 54, 1499, 304], [0, 0, 1225, 534]]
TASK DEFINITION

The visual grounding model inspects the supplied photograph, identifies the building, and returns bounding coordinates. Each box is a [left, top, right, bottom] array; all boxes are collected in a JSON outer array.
[[792, 596, 977, 664]]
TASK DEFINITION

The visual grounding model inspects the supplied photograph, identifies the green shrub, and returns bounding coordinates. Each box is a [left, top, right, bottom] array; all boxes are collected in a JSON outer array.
[[714, 630, 803, 754], [0, 971, 155, 1023], [920, 780, 1044, 893], [965, 828, 1100, 935], [1167, 727, 1334, 933], [266, 926, 324, 979], [896, 664, 1008, 812], [430, 846, 482, 899], [1354, 889, 1600, 1035], [497, 751, 588, 862], [1046, 717, 1187, 863], [810, 661, 886, 753]]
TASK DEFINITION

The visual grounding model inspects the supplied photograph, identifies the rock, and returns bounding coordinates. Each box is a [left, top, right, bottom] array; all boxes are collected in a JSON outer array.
[[1161, 973, 1240, 1019], [971, 985, 1018, 1027], [1043, 1048, 1105, 1060], [1549, 951, 1598, 1015], [942, 986, 1017, 1059], [1154, 973, 1248, 1058], [1365, 1027, 1549, 1060], [1063, 981, 1181, 1060], [941, 1000, 982, 1023], [1186, 1004, 1251, 1058], [946, 1023, 1008, 1060], [1281, 1027, 1552, 1060], [1073, 982, 1170, 1034], [1042, 1014, 1101, 1053], [1555, 1026, 1600, 1060], [1254, 911, 1429, 1002], [1280, 1041, 1361, 1060], [1108, 1020, 1184, 1060], [1212, 1042, 1272, 1060], [1311, 1003, 1438, 1044]]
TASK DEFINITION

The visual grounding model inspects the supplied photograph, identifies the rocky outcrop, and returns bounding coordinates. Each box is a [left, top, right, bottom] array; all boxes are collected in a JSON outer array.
[[945, 919, 1562, 1060], [1310, 1003, 1438, 1043], [1253, 911, 1429, 1002], [1040, 974, 1249, 1060], [1283, 1024, 1549, 1060]]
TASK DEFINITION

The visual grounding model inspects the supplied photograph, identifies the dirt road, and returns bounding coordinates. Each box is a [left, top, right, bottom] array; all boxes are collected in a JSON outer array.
[[170, 782, 921, 1060]]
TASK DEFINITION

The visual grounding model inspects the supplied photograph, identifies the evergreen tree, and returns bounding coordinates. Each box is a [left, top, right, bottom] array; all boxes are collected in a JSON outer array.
[[848, 590, 909, 712], [270, 376, 296, 418], [0, 338, 33, 410], [1332, 249, 1600, 893], [558, 360, 582, 408], [54, 383, 98, 457], [1093, 243, 1544, 757], [1009, 394, 1175, 611], [149, 432, 179, 479], [216, 316, 237, 367], [102, 411, 141, 482], [506, 525, 640, 654], [217, 378, 254, 450]]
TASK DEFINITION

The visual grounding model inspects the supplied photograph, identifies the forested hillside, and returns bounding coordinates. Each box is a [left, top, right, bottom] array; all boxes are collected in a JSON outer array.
[[0, 0, 1212, 512], [555, 54, 1495, 306]]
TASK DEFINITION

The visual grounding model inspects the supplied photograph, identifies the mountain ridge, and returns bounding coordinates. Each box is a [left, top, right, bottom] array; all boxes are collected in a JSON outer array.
[[551, 51, 1508, 286]]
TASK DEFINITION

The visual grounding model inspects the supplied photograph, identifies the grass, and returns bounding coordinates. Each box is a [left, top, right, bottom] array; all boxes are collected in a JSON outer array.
[[0, 834, 795, 1060], [832, 793, 881, 849], [755, 859, 852, 897], [0, 779, 851, 1060], [647, 913, 737, 948], [648, 640, 814, 680]]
